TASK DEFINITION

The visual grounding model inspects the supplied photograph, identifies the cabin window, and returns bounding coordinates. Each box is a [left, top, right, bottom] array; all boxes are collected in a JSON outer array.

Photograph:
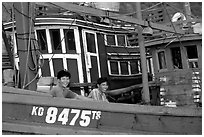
[[108, 59, 143, 75], [40, 59, 51, 76], [117, 35, 126, 46], [50, 29, 62, 53], [157, 51, 167, 70], [52, 58, 64, 76], [127, 34, 139, 47], [120, 61, 129, 75], [64, 29, 76, 52], [86, 32, 96, 53], [106, 34, 127, 47], [186, 45, 198, 68], [107, 34, 116, 46], [171, 47, 183, 69], [36, 27, 83, 81], [67, 59, 79, 82], [36, 29, 48, 53], [130, 60, 140, 74], [110, 61, 119, 74]]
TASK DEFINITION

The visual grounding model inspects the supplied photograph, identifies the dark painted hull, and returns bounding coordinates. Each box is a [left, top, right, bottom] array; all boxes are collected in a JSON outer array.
[[2, 86, 202, 135]]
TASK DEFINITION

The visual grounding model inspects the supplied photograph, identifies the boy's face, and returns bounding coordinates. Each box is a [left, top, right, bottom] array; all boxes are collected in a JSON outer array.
[[98, 81, 109, 93], [59, 76, 70, 88]]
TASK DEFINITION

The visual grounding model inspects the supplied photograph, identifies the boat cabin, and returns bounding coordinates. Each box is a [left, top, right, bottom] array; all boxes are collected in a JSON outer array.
[[3, 14, 155, 104], [145, 34, 202, 107]]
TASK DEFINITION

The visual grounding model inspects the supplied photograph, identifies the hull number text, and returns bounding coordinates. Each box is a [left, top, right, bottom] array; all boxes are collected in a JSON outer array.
[[31, 106, 101, 127]]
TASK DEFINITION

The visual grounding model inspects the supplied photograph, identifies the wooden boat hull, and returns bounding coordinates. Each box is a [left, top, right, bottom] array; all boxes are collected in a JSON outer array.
[[2, 86, 202, 135]]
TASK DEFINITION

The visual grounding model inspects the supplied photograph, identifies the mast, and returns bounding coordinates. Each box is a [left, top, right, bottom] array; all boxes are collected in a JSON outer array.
[[184, 2, 192, 21], [14, 2, 38, 90], [136, 2, 150, 103]]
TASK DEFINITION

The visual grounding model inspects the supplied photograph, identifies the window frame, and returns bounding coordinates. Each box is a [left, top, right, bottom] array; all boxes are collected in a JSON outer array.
[[105, 33, 128, 47], [185, 45, 199, 69], [156, 50, 167, 71], [107, 59, 143, 76]]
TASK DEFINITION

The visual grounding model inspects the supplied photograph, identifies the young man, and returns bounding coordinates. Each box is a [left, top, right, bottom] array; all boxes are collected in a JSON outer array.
[[50, 70, 92, 101], [88, 77, 109, 102], [88, 77, 141, 102]]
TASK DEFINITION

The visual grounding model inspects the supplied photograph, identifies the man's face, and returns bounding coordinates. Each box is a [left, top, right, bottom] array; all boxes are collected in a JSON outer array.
[[98, 81, 109, 93], [59, 76, 70, 88]]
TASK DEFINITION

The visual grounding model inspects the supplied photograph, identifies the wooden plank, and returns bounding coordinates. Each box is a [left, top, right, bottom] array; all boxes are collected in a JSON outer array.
[[3, 122, 168, 135], [48, 2, 184, 34], [145, 34, 202, 47], [2, 86, 51, 97], [2, 91, 202, 116]]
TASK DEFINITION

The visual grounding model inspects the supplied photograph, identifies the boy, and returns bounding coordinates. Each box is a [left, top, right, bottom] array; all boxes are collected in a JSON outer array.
[[50, 70, 92, 101], [88, 77, 109, 102], [88, 77, 141, 102]]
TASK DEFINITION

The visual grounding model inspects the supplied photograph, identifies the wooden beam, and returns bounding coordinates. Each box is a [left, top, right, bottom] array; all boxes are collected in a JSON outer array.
[[47, 2, 184, 34]]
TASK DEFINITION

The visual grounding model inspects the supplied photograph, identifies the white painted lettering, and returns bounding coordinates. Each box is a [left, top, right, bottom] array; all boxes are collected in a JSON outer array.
[[95, 111, 101, 120], [31, 106, 38, 115], [38, 107, 44, 116], [91, 111, 97, 119]]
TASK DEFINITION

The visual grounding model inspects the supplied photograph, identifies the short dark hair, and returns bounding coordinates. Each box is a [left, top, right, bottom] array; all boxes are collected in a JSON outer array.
[[97, 77, 108, 85], [57, 70, 71, 79]]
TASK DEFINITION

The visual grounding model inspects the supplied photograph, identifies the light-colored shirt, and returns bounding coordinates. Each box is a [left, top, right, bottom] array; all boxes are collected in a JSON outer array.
[[88, 88, 109, 102], [50, 85, 77, 98]]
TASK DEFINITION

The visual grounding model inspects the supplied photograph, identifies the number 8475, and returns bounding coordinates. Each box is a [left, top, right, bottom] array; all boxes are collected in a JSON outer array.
[[45, 107, 101, 127]]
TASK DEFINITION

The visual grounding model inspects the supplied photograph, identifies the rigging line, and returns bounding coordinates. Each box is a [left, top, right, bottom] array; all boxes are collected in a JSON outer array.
[[12, 4, 17, 87], [2, 3, 11, 15], [13, 4, 36, 24], [22, 3, 34, 89], [81, 14, 121, 58], [83, 14, 143, 61], [124, 2, 162, 16], [82, 13, 142, 60], [38, 18, 76, 78], [24, 69, 39, 88], [46, 18, 76, 62], [28, 40, 39, 71], [165, 2, 198, 19], [163, 3, 202, 88], [25, 50, 44, 88]]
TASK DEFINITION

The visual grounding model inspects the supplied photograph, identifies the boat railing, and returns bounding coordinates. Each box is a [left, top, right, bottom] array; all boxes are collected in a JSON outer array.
[[36, 77, 161, 105], [36, 77, 96, 96]]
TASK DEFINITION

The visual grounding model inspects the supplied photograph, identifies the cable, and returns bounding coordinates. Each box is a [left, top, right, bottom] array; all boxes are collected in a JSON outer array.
[[2, 3, 11, 15], [13, 4, 36, 24], [37, 18, 77, 78], [124, 2, 162, 16], [165, 2, 198, 19], [22, 3, 34, 89]]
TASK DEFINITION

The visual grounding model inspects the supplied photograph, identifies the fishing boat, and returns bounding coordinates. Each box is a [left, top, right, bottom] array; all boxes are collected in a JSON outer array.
[[2, 2, 202, 134]]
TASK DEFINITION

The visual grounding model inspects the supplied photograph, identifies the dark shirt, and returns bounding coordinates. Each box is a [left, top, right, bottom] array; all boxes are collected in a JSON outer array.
[[50, 85, 77, 98]]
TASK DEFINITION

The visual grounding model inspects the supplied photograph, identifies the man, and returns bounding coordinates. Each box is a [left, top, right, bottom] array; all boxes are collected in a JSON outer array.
[[50, 70, 92, 101], [88, 77, 140, 102], [88, 77, 109, 102]]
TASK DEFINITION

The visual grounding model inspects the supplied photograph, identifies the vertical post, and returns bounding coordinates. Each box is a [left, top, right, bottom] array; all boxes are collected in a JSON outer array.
[[136, 26, 150, 103], [135, 2, 142, 20], [184, 2, 191, 21], [135, 2, 150, 103], [14, 2, 37, 90]]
